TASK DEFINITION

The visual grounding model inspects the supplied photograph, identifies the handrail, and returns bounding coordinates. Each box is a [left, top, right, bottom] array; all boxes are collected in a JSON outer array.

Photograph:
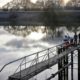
[[21, 49, 57, 66], [0, 43, 64, 72]]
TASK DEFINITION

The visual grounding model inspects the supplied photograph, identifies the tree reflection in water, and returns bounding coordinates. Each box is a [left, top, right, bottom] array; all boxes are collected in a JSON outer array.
[[3, 26, 79, 40], [3, 26, 65, 39]]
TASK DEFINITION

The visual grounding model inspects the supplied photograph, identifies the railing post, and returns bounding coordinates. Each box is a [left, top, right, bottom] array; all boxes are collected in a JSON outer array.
[[36, 52, 39, 65], [62, 48, 65, 80], [78, 48, 80, 80], [58, 47, 62, 80], [35, 53, 39, 74], [65, 54, 68, 80], [58, 46, 68, 80], [63, 49, 68, 80], [20, 63, 21, 80], [71, 51, 73, 80], [48, 49, 50, 68], [25, 57, 26, 70], [19, 58, 25, 80], [62, 57, 65, 80]]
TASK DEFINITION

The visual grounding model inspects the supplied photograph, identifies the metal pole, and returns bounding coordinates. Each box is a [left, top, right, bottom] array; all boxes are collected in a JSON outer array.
[[63, 56, 65, 80], [37, 53, 39, 63], [46, 63, 71, 80], [71, 51, 73, 80], [63, 48, 65, 80], [62, 48, 68, 80], [25, 57, 26, 70], [20, 64, 21, 80], [58, 47, 62, 80], [78, 49, 80, 80], [65, 54, 68, 80], [48, 49, 50, 68], [63, 48, 68, 80], [35, 52, 39, 75]]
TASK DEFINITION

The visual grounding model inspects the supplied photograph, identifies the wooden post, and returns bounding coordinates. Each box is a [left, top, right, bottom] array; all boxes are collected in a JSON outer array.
[[78, 49, 80, 80]]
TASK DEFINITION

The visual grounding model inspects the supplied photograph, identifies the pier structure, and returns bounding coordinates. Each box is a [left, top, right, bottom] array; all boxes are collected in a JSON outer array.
[[0, 43, 80, 80]]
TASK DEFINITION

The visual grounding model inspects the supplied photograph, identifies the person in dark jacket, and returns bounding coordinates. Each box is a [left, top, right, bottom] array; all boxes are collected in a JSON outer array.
[[70, 37, 74, 46], [78, 33, 80, 44], [74, 32, 77, 46]]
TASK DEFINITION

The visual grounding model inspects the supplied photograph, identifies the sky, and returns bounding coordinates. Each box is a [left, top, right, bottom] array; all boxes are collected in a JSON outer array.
[[0, 0, 38, 8], [64, 0, 70, 5], [0, 0, 12, 7], [0, 0, 71, 8]]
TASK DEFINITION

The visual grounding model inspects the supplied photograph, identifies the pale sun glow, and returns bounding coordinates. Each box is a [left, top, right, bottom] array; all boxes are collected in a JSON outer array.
[[0, 0, 12, 8], [0, 0, 37, 7], [30, 0, 37, 3], [27, 31, 46, 40], [63, 0, 70, 5]]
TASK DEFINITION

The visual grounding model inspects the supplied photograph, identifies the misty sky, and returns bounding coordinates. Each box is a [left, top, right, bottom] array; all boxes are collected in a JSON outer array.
[[0, 0, 12, 7], [0, 0, 38, 7]]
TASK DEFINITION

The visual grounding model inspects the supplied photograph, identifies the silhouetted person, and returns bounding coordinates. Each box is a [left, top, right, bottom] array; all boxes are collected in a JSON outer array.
[[70, 37, 74, 46], [78, 33, 80, 44], [58, 46, 62, 54], [74, 32, 77, 46]]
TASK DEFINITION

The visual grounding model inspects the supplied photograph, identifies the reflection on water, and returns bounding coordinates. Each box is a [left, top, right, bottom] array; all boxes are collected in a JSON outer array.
[[3, 26, 64, 38], [3, 25, 80, 39], [0, 25, 79, 80]]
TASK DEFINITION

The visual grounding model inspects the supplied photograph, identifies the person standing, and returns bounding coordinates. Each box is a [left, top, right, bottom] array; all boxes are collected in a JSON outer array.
[[78, 33, 80, 44], [74, 32, 77, 46], [70, 37, 74, 46]]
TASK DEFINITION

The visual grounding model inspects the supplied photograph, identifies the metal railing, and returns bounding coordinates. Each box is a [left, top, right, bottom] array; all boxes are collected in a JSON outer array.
[[0, 43, 64, 78], [0, 42, 80, 80]]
